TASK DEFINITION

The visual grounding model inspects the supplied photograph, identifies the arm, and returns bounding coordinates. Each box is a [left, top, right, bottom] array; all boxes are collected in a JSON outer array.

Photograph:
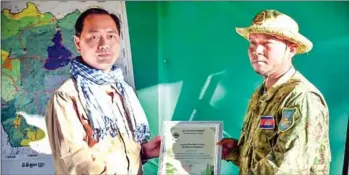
[[45, 91, 108, 175], [252, 92, 330, 174], [220, 138, 240, 166], [140, 143, 149, 164], [223, 108, 254, 167], [140, 136, 162, 164]]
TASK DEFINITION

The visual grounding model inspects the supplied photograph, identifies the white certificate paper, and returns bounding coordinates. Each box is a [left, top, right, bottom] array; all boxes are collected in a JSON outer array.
[[158, 121, 222, 175]]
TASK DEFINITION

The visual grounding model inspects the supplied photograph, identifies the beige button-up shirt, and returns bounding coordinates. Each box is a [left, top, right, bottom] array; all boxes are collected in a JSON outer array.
[[45, 78, 144, 175]]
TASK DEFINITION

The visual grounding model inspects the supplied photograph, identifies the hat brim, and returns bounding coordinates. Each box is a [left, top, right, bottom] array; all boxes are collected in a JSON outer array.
[[236, 26, 313, 54]]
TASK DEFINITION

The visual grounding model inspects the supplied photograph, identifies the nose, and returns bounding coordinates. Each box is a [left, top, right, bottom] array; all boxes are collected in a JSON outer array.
[[98, 37, 109, 50], [254, 45, 264, 55], [98, 45, 109, 50]]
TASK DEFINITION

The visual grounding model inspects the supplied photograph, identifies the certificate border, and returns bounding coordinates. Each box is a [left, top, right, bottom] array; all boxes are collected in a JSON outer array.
[[157, 121, 223, 175]]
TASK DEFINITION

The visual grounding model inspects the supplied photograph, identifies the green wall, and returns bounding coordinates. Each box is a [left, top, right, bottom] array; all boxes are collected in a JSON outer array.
[[126, 2, 349, 174]]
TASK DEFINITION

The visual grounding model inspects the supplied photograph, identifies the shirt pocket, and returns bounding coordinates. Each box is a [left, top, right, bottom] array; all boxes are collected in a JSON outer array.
[[255, 128, 277, 153]]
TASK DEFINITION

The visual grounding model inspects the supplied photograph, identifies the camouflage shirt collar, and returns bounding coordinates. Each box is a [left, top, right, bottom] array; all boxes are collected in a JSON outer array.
[[271, 66, 296, 89], [260, 67, 297, 101]]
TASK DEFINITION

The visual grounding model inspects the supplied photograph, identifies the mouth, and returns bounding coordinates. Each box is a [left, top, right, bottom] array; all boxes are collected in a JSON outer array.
[[252, 60, 267, 64], [97, 53, 112, 58]]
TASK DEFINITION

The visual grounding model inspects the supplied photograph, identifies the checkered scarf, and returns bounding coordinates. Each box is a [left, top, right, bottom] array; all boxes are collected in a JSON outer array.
[[69, 57, 150, 143]]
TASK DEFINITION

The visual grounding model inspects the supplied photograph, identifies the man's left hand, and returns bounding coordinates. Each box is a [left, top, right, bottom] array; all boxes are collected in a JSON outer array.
[[142, 136, 162, 159]]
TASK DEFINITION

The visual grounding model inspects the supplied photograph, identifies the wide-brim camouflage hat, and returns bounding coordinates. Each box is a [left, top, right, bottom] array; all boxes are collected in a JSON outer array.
[[236, 9, 313, 54]]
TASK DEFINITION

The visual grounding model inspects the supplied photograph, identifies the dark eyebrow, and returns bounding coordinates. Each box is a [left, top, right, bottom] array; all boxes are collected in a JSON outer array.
[[249, 37, 258, 43], [107, 30, 118, 34], [86, 30, 99, 34], [86, 29, 118, 34]]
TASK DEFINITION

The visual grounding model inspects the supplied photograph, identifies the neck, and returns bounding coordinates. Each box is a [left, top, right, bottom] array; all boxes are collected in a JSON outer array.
[[264, 65, 293, 89], [103, 69, 111, 73], [102, 65, 114, 73]]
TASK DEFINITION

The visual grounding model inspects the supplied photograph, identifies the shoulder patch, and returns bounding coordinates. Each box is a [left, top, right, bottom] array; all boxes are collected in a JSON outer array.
[[259, 115, 275, 129], [278, 108, 297, 132]]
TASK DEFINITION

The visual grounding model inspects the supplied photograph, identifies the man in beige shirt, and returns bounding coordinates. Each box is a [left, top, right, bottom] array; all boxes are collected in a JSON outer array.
[[218, 10, 331, 174], [45, 8, 161, 175]]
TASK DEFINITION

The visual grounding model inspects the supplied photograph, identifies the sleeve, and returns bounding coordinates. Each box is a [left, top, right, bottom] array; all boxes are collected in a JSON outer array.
[[45, 91, 107, 175], [224, 112, 253, 167], [225, 90, 260, 167], [225, 103, 255, 167], [252, 91, 330, 174]]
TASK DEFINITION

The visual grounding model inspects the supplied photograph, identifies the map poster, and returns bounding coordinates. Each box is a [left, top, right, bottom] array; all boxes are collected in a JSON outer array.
[[1, 1, 134, 174]]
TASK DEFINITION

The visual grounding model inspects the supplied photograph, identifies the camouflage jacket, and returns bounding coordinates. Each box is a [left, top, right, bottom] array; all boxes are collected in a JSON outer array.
[[225, 69, 331, 175]]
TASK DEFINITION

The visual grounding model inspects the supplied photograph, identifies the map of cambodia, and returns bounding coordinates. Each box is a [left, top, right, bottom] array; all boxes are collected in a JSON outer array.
[[1, 2, 82, 150]]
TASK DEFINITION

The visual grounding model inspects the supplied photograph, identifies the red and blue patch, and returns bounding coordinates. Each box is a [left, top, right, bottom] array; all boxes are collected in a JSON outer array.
[[259, 115, 275, 129]]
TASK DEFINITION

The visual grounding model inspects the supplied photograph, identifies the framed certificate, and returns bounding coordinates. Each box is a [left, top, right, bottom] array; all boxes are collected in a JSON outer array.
[[158, 121, 223, 175]]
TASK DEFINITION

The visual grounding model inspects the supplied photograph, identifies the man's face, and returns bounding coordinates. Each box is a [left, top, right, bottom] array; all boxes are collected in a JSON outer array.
[[247, 33, 295, 77], [74, 14, 120, 72]]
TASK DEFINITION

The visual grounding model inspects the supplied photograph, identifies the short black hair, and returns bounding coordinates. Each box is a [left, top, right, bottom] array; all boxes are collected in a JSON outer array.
[[74, 8, 121, 37]]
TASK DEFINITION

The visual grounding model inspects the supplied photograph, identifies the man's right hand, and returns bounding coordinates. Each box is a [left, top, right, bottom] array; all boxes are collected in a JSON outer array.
[[217, 138, 238, 160]]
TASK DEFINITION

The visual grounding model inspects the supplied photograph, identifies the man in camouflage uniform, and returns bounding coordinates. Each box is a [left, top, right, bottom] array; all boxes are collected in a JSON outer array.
[[218, 10, 331, 174]]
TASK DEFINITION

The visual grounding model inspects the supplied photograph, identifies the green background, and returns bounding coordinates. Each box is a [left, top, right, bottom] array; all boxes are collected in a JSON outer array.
[[126, 2, 349, 174]]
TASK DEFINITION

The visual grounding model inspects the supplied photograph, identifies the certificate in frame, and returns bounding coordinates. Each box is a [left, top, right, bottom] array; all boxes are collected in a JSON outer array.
[[158, 121, 223, 175]]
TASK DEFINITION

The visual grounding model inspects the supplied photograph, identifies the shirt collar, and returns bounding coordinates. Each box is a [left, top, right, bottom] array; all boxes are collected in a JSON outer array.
[[270, 66, 296, 89], [260, 66, 296, 102]]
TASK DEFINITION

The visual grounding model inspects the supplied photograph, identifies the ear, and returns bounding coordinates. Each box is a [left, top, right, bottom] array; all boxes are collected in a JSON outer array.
[[73, 36, 81, 53], [288, 43, 298, 57]]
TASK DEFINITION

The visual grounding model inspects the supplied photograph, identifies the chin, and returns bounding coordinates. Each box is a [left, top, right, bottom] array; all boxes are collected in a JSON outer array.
[[253, 69, 268, 77], [101, 67, 113, 72], [90, 64, 110, 71]]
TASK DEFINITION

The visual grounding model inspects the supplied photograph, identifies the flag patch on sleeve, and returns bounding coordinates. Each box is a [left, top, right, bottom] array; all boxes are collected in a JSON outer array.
[[259, 115, 275, 129]]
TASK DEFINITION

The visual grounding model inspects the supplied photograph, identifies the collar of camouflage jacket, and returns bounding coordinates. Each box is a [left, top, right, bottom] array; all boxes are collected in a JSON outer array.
[[260, 67, 297, 101]]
